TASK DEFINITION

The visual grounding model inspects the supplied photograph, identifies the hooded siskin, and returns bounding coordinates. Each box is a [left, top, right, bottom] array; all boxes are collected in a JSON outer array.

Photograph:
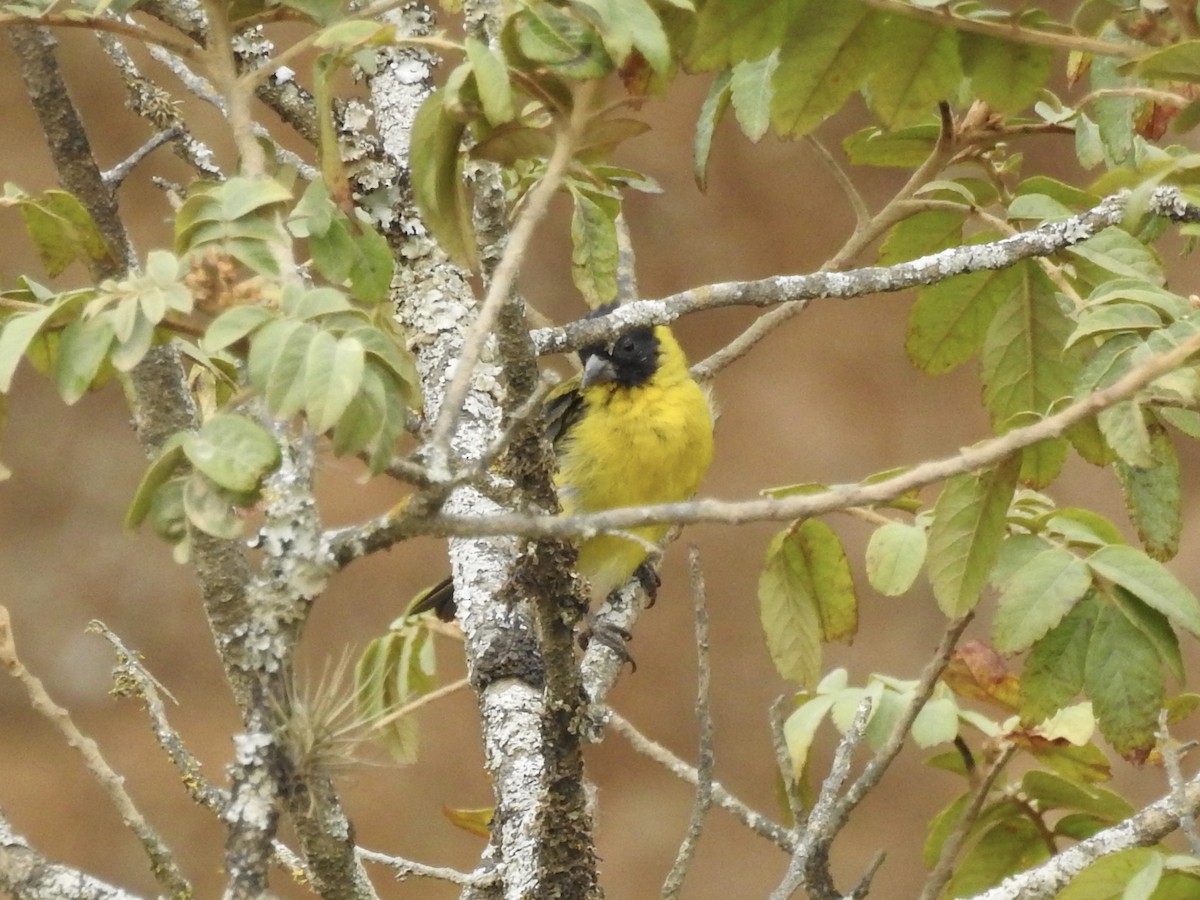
[[415, 314, 714, 620]]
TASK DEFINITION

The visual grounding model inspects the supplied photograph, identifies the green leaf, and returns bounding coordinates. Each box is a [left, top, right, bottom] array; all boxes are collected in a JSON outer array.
[[183, 471, 244, 539], [944, 813, 1052, 898], [573, 0, 672, 73], [125, 436, 186, 529], [759, 525, 821, 687], [923, 793, 969, 869], [1157, 405, 1200, 438], [960, 33, 1053, 114], [181, 414, 281, 493], [730, 50, 778, 142], [203, 305, 276, 353], [305, 333, 365, 433], [1066, 303, 1164, 349], [1115, 423, 1181, 561], [108, 307, 154, 372], [16, 189, 116, 276], [1111, 586, 1184, 683], [356, 622, 437, 764], [1099, 400, 1153, 468], [1056, 849, 1159, 899], [770, 3, 882, 137], [926, 455, 1020, 617], [265, 322, 315, 420], [1135, 40, 1200, 83], [878, 209, 964, 266], [865, 18, 962, 129], [1067, 226, 1164, 287], [513, 2, 612, 79], [1021, 770, 1132, 821], [568, 186, 620, 306], [348, 224, 394, 304], [465, 37, 515, 126], [981, 264, 1078, 433], [782, 693, 837, 776], [54, 316, 114, 405], [906, 254, 1019, 375], [1090, 50, 1140, 167], [842, 123, 940, 167], [694, 70, 732, 192], [864, 521, 927, 596], [993, 548, 1092, 654], [911, 694, 958, 748], [409, 91, 478, 270], [1020, 591, 1099, 725], [0, 305, 56, 392], [685, 0, 800, 71], [1084, 596, 1164, 760], [1087, 544, 1200, 637]]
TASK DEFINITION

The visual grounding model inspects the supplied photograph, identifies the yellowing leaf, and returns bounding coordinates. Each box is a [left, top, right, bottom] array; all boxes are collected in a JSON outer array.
[[410, 91, 478, 270]]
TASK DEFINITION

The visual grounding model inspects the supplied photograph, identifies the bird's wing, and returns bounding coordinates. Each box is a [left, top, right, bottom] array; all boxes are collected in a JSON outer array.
[[542, 374, 586, 448]]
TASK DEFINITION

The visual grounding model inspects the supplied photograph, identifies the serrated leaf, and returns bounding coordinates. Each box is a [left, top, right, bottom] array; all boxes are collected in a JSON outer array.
[[1115, 423, 1181, 561], [1099, 400, 1153, 468], [770, 3, 881, 138], [514, 2, 612, 79], [1087, 544, 1200, 637], [203, 305, 276, 353], [1084, 596, 1163, 760], [1090, 51, 1139, 167], [349, 224, 394, 304], [758, 527, 822, 687], [465, 37, 515, 126], [865, 18, 962, 129], [865, 521, 927, 596], [1135, 40, 1200, 83], [1020, 591, 1099, 725], [181, 413, 281, 493], [685, 0, 799, 71], [1157, 405, 1200, 438], [981, 264, 1078, 433], [569, 186, 620, 306], [694, 70, 731, 192], [927, 455, 1020, 617], [993, 547, 1092, 654], [305, 333, 365, 433], [960, 33, 1053, 114], [1110, 586, 1184, 683], [0, 305, 56, 392], [906, 255, 1019, 375], [54, 316, 114, 404], [409, 90, 477, 270], [730, 51, 777, 142], [17, 190, 116, 276]]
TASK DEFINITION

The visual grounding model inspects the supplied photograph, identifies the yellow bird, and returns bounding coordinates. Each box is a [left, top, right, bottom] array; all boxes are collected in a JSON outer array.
[[415, 311, 714, 620]]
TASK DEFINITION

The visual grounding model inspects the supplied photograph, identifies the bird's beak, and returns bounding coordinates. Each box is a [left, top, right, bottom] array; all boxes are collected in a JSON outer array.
[[581, 353, 618, 388]]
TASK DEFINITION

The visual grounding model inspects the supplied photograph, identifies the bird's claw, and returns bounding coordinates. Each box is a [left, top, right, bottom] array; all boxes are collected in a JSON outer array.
[[579, 618, 636, 671], [633, 561, 661, 608]]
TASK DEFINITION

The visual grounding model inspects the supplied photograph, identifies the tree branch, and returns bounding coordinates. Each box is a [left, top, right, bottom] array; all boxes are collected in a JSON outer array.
[[0, 808, 143, 900]]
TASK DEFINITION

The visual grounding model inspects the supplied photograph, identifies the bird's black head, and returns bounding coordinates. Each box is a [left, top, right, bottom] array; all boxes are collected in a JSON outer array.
[[578, 306, 660, 389]]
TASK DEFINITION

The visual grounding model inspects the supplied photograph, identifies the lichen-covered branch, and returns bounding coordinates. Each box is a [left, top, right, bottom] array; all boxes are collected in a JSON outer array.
[[0, 808, 143, 900]]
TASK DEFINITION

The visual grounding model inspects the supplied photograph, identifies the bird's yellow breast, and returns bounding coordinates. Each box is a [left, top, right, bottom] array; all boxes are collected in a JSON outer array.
[[554, 330, 713, 595]]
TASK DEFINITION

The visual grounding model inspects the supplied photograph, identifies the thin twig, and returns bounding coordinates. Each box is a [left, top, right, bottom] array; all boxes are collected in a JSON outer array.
[[770, 698, 873, 900], [607, 711, 793, 850], [0, 11, 198, 55], [661, 548, 715, 899], [770, 697, 804, 828], [0, 607, 191, 899], [918, 741, 1017, 900], [805, 134, 869, 229], [356, 848, 497, 886], [102, 127, 184, 187], [1157, 709, 1200, 857]]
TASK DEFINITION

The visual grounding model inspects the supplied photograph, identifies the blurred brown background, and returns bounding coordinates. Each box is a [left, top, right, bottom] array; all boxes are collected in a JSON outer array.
[[4, 24, 1200, 900]]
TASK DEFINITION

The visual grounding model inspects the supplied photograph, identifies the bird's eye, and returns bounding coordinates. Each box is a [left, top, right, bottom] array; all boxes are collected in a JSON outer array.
[[615, 335, 636, 356]]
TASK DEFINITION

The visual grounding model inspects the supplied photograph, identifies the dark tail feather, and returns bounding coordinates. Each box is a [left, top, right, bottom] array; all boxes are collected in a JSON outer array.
[[410, 575, 457, 622]]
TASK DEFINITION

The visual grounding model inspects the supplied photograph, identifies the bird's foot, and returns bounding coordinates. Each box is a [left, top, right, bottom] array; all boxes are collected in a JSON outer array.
[[633, 561, 661, 608], [578, 617, 636, 672]]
